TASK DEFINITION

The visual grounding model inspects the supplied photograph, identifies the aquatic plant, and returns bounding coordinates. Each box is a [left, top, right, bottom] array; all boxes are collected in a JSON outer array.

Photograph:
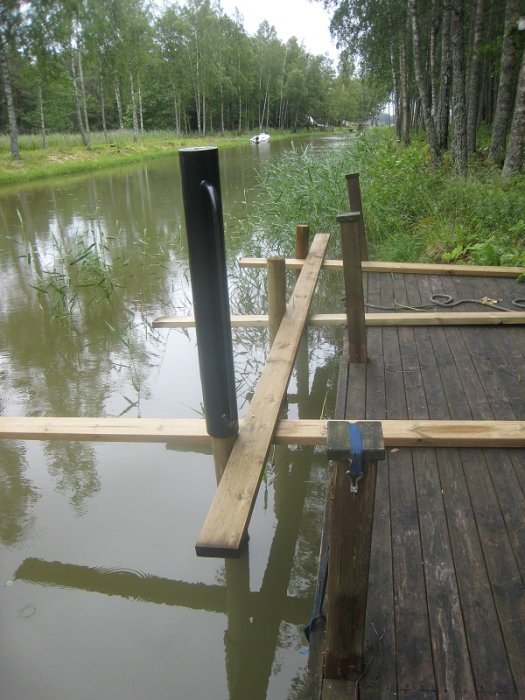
[[238, 129, 525, 267]]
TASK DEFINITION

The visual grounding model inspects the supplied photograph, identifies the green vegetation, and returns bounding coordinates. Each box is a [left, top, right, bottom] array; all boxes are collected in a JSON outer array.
[[0, 128, 317, 187], [240, 129, 525, 268], [323, 0, 525, 177], [0, 0, 385, 164]]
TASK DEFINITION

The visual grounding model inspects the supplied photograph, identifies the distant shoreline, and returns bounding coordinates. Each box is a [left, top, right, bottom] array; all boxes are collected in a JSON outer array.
[[0, 128, 347, 189]]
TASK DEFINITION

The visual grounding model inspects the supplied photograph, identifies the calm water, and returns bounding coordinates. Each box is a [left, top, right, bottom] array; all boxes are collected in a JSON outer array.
[[0, 136, 346, 700]]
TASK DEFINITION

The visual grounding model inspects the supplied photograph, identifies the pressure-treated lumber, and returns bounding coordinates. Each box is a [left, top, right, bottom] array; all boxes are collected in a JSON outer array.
[[196, 232, 330, 557], [0, 417, 523, 447], [154, 311, 525, 329], [238, 257, 524, 277]]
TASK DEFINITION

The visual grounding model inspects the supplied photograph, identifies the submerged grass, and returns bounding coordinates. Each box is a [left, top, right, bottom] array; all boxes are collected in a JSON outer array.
[[239, 129, 525, 268]]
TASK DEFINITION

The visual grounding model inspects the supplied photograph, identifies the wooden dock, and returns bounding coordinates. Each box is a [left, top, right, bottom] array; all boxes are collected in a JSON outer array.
[[307, 270, 525, 698]]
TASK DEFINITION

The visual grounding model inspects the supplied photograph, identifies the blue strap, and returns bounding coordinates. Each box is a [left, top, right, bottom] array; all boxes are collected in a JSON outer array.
[[348, 422, 363, 477]]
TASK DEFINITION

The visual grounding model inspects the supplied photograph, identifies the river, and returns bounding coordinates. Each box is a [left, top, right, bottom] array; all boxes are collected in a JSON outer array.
[[0, 135, 347, 700]]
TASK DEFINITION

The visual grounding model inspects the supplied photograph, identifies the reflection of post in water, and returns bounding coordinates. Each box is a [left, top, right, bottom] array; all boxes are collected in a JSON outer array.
[[179, 146, 251, 699], [13, 557, 309, 622]]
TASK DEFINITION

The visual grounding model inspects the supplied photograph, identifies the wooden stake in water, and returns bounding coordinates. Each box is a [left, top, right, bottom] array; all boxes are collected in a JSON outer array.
[[267, 256, 286, 349]]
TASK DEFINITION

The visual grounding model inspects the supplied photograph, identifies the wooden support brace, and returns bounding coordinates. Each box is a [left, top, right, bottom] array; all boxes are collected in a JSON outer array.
[[153, 311, 525, 329], [238, 257, 524, 278], [0, 417, 524, 447], [195, 233, 330, 557], [324, 420, 385, 680]]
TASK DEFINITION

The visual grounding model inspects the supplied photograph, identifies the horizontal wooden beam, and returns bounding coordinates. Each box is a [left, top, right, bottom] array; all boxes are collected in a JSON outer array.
[[0, 417, 523, 448], [154, 311, 525, 329], [238, 257, 524, 278]]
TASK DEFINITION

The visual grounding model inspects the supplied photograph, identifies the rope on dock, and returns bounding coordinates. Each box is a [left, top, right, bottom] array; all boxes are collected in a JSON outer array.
[[364, 293, 525, 312]]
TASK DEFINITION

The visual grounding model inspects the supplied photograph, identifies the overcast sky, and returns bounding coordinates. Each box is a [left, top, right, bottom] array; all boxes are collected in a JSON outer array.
[[219, 0, 337, 59], [167, 0, 339, 61]]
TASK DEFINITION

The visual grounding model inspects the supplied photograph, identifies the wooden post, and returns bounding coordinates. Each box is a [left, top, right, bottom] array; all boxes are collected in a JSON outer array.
[[295, 225, 310, 401], [324, 420, 385, 680], [295, 224, 310, 260], [345, 173, 368, 261], [267, 256, 287, 349], [338, 212, 367, 363]]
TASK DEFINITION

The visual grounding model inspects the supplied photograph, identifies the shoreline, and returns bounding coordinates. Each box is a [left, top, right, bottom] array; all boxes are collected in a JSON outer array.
[[0, 129, 341, 189]]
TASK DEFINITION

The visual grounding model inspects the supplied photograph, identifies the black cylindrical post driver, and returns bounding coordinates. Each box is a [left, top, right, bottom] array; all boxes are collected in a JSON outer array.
[[179, 146, 238, 439]]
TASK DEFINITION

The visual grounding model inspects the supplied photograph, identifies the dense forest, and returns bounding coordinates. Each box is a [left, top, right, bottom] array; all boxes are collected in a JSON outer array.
[[0, 0, 386, 157], [1, 0, 524, 177], [322, 0, 525, 176]]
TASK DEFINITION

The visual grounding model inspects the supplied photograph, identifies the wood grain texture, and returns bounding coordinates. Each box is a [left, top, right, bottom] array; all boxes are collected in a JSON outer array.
[[238, 256, 524, 277], [153, 311, 525, 328], [0, 417, 523, 447], [195, 233, 330, 556]]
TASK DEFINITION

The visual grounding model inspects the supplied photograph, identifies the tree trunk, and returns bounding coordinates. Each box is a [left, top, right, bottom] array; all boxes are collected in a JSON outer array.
[[138, 79, 144, 133], [100, 75, 107, 137], [488, 0, 521, 166], [238, 92, 242, 132], [71, 46, 90, 148], [390, 42, 402, 139], [0, 29, 20, 159], [467, 0, 486, 154], [129, 68, 138, 142], [400, 14, 411, 145], [114, 79, 124, 130], [38, 77, 47, 149], [502, 44, 525, 177], [408, 0, 441, 165], [220, 85, 225, 135], [430, 0, 440, 114], [174, 93, 181, 134], [437, 0, 452, 150], [77, 49, 90, 139], [451, 0, 468, 175]]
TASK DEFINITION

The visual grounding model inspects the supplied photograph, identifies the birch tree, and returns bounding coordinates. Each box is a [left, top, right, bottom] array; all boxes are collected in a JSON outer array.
[[408, 0, 441, 165], [0, 2, 21, 159], [488, 0, 522, 166], [502, 42, 525, 176]]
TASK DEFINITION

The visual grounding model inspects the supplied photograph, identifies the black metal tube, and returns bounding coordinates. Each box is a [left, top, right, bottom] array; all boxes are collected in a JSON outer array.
[[179, 146, 238, 438]]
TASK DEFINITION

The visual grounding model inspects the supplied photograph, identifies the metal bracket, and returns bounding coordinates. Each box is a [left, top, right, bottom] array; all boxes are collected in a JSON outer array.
[[326, 420, 385, 495]]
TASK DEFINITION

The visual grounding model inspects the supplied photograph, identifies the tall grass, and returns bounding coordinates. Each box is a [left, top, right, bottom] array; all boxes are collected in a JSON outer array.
[[239, 129, 525, 268]]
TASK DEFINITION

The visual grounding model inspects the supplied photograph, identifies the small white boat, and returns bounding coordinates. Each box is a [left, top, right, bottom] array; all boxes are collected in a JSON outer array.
[[250, 132, 270, 144]]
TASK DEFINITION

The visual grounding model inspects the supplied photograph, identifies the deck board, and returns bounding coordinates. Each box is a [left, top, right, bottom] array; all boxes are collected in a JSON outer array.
[[313, 271, 525, 699]]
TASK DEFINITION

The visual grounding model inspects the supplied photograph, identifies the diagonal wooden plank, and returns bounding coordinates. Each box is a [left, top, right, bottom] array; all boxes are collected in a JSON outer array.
[[238, 257, 524, 277], [195, 232, 330, 557]]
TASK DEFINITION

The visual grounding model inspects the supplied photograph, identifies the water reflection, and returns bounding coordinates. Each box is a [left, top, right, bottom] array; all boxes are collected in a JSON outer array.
[[0, 135, 346, 699], [0, 442, 36, 546]]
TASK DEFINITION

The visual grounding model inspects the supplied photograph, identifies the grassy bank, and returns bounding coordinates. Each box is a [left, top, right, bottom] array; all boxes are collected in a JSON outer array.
[[0, 128, 312, 188], [239, 129, 525, 269]]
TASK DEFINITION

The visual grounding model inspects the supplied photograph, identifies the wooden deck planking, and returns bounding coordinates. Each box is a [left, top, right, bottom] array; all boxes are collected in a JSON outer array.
[[359, 269, 397, 700], [386, 310, 437, 693], [317, 271, 525, 699]]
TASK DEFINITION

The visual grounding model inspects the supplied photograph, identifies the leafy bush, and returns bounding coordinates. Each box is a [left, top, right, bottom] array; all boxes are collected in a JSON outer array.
[[240, 129, 525, 268]]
